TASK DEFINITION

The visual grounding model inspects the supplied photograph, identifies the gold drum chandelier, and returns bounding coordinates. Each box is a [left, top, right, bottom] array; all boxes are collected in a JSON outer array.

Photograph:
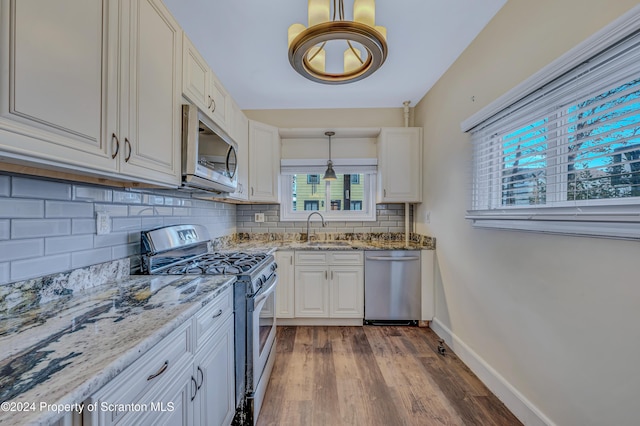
[[288, 0, 387, 84]]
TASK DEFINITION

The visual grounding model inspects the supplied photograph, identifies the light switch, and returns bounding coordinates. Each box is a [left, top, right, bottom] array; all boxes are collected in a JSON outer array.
[[254, 213, 265, 223]]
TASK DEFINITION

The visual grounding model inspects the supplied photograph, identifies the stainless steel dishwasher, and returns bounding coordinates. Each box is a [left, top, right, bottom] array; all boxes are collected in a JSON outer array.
[[364, 250, 421, 325]]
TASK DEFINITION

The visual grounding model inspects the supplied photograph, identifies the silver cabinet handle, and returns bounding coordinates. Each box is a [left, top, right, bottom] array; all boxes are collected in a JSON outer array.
[[211, 96, 216, 113], [251, 187, 254, 196], [147, 360, 168, 381], [111, 133, 120, 159], [290, 256, 293, 265], [212, 309, 223, 319], [366, 256, 420, 261], [208, 95, 214, 110], [384, 189, 387, 197], [125, 137, 132, 162], [325, 271, 327, 279]]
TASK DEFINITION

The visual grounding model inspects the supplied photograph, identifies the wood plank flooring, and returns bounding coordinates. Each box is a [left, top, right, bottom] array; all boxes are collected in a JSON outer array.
[[257, 326, 521, 426]]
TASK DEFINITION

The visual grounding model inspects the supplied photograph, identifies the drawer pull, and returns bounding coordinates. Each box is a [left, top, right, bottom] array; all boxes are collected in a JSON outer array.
[[147, 360, 169, 381], [197, 366, 204, 390], [212, 309, 223, 319]]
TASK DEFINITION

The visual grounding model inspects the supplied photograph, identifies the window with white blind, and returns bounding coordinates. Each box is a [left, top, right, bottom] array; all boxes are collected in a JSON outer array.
[[464, 12, 640, 239]]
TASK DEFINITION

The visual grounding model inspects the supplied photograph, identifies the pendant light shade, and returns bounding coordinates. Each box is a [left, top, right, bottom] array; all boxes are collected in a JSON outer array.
[[323, 131, 337, 180]]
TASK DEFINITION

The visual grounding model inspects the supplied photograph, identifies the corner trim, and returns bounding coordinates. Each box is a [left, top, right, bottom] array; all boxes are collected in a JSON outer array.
[[430, 318, 555, 426]]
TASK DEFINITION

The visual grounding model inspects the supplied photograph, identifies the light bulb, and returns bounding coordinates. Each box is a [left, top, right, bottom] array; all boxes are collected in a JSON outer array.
[[288, 24, 306, 47], [308, 0, 330, 27], [354, 0, 375, 27]]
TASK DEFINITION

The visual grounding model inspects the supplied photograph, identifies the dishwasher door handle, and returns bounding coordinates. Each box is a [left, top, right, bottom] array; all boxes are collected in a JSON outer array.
[[366, 256, 420, 261]]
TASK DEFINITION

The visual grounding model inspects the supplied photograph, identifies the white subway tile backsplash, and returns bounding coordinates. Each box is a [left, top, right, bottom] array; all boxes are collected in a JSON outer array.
[[95, 204, 129, 217], [46, 201, 93, 218], [11, 254, 72, 282], [73, 185, 113, 202], [45, 235, 94, 255], [113, 190, 142, 204], [12, 177, 71, 200], [0, 262, 9, 283], [12, 219, 71, 239], [0, 174, 236, 285], [0, 176, 9, 196], [111, 217, 141, 232], [0, 220, 9, 240], [141, 217, 165, 229], [72, 218, 96, 235], [94, 232, 130, 248], [0, 199, 44, 218], [0, 238, 44, 261], [111, 243, 139, 259], [71, 247, 111, 269]]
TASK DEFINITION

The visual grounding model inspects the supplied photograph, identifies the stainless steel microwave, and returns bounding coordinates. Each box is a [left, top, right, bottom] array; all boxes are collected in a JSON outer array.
[[181, 104, 238, 193]]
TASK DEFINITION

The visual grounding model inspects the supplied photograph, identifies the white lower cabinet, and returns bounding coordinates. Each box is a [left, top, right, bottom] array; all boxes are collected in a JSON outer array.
[[294, 251, 363, 319], [84, 286, 234, 426], [275, 251, 295, 318]]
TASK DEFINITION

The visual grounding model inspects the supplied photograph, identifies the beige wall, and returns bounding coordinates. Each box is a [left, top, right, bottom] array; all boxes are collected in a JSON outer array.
[[414, 1, 640, 425], [244, 107, 404, 128]]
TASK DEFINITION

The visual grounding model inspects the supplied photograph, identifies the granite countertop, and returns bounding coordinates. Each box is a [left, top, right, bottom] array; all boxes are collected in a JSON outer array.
[[214, 232, 436, 253], [0, 273, 235, 426]]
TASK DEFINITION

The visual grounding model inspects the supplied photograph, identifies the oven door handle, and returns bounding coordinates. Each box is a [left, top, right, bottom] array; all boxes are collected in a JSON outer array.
[[253, 274, 277, 307]]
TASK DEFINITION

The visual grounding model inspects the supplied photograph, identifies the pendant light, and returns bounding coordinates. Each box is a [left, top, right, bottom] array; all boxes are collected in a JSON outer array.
[[323, 131, 337, 180]]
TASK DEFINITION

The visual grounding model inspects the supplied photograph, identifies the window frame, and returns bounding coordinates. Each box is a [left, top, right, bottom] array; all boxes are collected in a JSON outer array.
[[463, 7, 640, 239]]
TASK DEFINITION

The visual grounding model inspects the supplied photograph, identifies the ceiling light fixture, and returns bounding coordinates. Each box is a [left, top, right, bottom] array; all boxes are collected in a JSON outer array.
[[288, 0, 387, 85], [323, 131, 337, 180]]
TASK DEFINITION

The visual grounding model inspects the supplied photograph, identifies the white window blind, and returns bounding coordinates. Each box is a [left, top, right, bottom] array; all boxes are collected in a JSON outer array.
[[466, 26, 640, 239]]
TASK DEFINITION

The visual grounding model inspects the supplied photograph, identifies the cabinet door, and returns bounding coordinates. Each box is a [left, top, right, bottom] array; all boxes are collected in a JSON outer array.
[[227, 101, 249, 201], [0, 0, 116, 172], [329, 266, 364, 318], [275, 251, 295, 318], [248, 120, 280, 203], [119, 0, 181, 185], [210, 71, 229, 133], [377, 128, 423, 202], [193, 315, 235, 426], [182, 34, 210, 112], [295, 266, 329, 317]]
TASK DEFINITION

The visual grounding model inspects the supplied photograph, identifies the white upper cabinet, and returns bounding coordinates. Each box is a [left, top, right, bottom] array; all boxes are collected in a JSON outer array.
[[181, 34, 229, 134], [116, 0, 182, 184], [0, 0, 116, 173], [377, 127, 423, 203], [0, 0, 181, 186], [248, 120, 280, 203]]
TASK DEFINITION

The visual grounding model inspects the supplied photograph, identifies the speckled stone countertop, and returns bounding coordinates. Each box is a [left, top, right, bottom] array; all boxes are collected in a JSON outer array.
[[0, 273, 235, 425], [213, 232, 436, 252]]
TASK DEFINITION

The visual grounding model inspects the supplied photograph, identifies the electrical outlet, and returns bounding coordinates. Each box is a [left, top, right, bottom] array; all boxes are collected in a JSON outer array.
[[96, 211, 111, 235], [254, 213, 265, 223], [424, 210, 431, 223]]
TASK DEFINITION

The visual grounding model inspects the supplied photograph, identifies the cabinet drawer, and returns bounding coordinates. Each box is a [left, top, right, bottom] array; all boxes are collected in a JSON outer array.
[[88, 320, 192, 426], [329, 252, 363, 265], [194, 286, 233, 351], [295, 252, 328, 265]]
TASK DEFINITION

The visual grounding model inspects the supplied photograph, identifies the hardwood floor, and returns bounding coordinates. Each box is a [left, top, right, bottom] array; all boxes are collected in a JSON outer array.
[[257, 326, 521, 426]]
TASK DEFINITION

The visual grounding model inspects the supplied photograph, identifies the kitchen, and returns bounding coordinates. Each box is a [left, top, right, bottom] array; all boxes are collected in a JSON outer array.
[[1, 1, 640, 426]]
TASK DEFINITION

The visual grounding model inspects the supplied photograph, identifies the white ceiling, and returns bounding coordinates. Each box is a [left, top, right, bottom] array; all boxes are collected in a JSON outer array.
[[163, 0, 507, 110]]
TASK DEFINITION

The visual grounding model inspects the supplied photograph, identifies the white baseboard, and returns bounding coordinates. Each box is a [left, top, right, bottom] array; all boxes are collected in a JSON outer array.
[[430, 318, 555, 426]]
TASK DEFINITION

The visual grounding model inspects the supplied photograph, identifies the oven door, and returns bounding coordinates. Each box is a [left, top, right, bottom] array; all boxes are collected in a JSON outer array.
[[252, 273, 277, 387]]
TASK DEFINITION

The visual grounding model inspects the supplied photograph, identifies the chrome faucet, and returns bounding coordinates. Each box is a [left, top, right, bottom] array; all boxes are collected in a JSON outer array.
[[306, 212, 326, 242]]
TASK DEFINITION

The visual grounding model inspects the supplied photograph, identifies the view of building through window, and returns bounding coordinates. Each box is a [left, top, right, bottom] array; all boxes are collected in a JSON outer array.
[[292, 173, 365, 212]]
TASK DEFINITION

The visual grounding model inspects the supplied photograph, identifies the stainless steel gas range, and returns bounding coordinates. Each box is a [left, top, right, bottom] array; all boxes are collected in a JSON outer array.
[[140, 225, 277, 425]]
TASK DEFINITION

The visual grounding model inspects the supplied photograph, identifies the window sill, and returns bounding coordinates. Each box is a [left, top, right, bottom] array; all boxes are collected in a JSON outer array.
[[467, 205, 640, 239]]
